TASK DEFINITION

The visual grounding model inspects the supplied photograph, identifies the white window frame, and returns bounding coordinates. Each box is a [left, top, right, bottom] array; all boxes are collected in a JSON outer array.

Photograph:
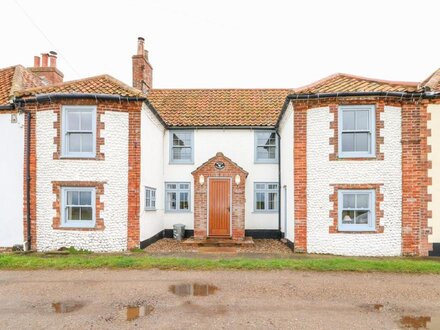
[[61, 187, 96, 228], [338, 105, 375, 158], [254, 130, 279, 163], [254, 182, 279, 212], [165, 182, 191, 212], [61, 105, 97, 158], [338, 189, 375, 232], [145, 187, 157, 211], [169, 130, 194, 164]]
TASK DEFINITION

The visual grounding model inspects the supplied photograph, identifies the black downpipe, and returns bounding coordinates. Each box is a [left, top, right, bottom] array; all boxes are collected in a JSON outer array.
[[276, 130, 282, 239], [26, 111, 31, 250]]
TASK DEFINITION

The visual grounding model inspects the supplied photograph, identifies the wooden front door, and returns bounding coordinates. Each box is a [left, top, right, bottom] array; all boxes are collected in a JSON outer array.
[[209, 178, 231, 237]]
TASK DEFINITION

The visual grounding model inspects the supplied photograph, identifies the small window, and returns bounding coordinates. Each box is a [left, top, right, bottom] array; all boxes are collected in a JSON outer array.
[[61, 187, 95, 228], [255, 130, 278, 163], [338, 190, 375, 231], [338, 105, 375, 158], [145, 187, 157, 210], [165, 182, 191, 212], [254, 183, 279, 212], [170, 130, 194, 163], [62, 106, 96, 158]]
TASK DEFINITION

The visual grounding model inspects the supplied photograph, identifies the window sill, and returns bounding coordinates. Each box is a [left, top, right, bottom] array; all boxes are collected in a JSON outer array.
[[252, 211, 279, 214], [59, 156, 99, 160], [254, 160, 278, 164], [164, 210, 192, 214], [53, 226, 104, 231], [144, 208, 157, 212], [168, 162, 194, 165]]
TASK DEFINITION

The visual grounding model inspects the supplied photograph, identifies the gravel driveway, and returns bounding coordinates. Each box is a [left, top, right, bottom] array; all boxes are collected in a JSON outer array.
[[0, 270, 439, 329]]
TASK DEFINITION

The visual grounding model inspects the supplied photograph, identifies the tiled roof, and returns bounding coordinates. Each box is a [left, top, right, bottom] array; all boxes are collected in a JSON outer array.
[[147, 89, 291, 127], [0, 65, 43, 106], [419, 68, 440, 92], [294, 73, 419, 94], [15, 74, 145, 98]]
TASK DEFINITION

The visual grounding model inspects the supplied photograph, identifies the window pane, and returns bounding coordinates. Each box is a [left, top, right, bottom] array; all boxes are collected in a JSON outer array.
[[342, 110, 355, 130], [180, 183, 190, 190], [80, 207, 93, 221], [173, 132, 191, 147], [256, 132, 270, 145], [356, 194, 369, 209], [341, 210, 355, 224], [256, 192, 265, 210], [343, 194, 355, 208], [257, 146, 276, 159], [81, 133, 93, 152], [151, 190, 156, 198], [80, 111, 93, 131], [80, 191, 91, 205], [167, 192, 176, 210], [67, 191, 79, 205], [67, 111, 80, 130], [68, 133, 81, 152], [255, 183, 266, 190], [355, 210, 369, 224], [268, 184, 278, 190], [167, 184, 177, 190], [355, 110, 369, 130], [268, 192, 277, 210], [355, 133, 369, 152], [173, 147, 191, 160], [180, 192, 189, 210], [68, 206, 80, 220], [341, 133, 354, 152], [151, 200, 156, 208], [146, 190, 150, 199]]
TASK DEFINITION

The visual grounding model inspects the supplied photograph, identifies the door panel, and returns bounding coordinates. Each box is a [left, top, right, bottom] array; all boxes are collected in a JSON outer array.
[[209, 179, 231, 236]]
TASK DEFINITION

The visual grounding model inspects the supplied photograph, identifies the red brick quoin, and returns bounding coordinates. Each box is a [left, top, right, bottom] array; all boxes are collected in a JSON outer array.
[[191, 152, 248, 240]]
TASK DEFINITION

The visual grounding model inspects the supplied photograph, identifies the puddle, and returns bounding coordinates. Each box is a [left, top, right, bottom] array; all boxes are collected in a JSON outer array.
[[126, 305, 154, 321], [169, 283, 218, 297], [399, 315, 440, 329], [52, 301, 84, 313]]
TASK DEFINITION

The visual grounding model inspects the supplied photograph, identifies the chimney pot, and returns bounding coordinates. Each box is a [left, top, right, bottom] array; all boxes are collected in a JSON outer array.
[[49, 54, 57, 68], [137, 37, 145, 55], [41, 53, 49, 67], [33, 56, 41, 67]]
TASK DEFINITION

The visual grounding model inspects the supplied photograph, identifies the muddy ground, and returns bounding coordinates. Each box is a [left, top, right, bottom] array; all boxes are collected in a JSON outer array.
[[0, 270, 439, 329]]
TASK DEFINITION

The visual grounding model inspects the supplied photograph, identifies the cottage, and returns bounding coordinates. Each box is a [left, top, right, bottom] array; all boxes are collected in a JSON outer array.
[[0, 37, 439, 256]]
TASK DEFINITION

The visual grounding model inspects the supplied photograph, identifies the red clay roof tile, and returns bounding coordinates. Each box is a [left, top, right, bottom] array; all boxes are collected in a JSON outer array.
[[147, 89, 291, 127]]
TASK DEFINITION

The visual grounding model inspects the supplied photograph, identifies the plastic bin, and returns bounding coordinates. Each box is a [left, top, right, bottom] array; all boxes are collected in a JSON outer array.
[[173, 224, 186, 241]]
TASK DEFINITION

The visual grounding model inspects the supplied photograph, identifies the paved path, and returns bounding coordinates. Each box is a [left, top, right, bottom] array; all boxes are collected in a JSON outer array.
[[0, 270, 439, 329]]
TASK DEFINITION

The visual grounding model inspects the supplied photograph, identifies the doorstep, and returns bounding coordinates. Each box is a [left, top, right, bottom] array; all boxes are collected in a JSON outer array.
[[182, 236, 254, 247]]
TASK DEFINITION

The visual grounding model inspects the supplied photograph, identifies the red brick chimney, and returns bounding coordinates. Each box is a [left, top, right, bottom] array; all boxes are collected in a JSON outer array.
[[28, 51, 64, 85], [132, 37, 153, 93]]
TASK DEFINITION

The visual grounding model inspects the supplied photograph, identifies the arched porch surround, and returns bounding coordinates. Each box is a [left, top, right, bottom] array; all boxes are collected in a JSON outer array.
[[192, 152, 248, 240]]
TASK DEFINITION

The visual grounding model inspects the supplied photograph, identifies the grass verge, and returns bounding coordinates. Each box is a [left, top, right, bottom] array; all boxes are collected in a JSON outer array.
[[0, 254, 439, 273]]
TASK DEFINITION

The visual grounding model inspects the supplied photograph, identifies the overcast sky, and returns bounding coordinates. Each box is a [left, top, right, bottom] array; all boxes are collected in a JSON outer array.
[[2, 0, 439, 89]]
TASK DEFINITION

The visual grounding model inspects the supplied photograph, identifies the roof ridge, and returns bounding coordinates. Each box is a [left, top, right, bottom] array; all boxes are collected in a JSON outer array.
[[294, 72, 419, 93], [15, 73, 145, 97], [150, 88, 293, 91]]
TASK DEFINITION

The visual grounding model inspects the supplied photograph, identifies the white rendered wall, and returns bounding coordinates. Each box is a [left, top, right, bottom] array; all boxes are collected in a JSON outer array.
[[0, 113, 24, 247], [306, 105, 402, 256], [279, 103, 294, 242], [428, 104, 440, 243], [163, 129, 279, 231], [36, 110, 129, 252], [140, 103, 165, 242]]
